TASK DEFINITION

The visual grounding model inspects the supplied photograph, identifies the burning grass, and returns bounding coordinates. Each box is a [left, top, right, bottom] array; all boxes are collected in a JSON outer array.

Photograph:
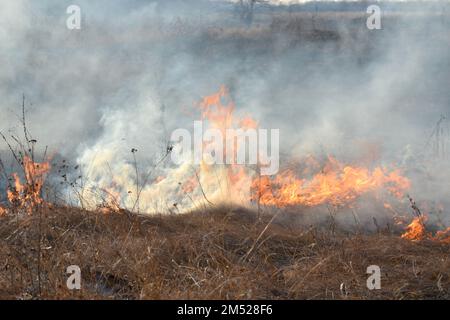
[[0, 206, 448, 300], [0, 93, 448, 300]]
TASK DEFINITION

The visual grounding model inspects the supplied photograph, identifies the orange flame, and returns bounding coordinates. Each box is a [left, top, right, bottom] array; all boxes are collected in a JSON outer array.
[[98, 183, 122, 214], [431, 227, 450, 244], [401, 215, 450, 243], [199, 85, 235, 133], [190, 86, 412, 211], [5, 156, 51, 214], [251, 158, 410, 208], [401, 216, 427, 241]]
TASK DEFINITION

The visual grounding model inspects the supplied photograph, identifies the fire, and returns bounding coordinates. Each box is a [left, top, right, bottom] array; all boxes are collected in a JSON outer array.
[[0, 87, 446, 245], [199, 85, 235, 131], [401, 215, 450, 243], [251, 158, 410, 208], [432, 227, 450, 244], [401, 216, 427, 241], [3, 156, 51, 215], [148, 86, 412, 218], [182, 86, 259, 205], [239, 116, 258, 129], [67, 86, 416, 219], [174, 86, 412, 211], [180, 175, 197, 194], [98, 186, 122, 214]]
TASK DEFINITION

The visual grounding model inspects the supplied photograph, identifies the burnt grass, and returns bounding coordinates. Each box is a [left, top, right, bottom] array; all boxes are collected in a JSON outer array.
[[0, 206, 448, 300]]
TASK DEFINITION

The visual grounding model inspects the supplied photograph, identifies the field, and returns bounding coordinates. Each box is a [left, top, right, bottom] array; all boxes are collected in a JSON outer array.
[[1, 2, 450, 301], [0, 206, 448, 299]]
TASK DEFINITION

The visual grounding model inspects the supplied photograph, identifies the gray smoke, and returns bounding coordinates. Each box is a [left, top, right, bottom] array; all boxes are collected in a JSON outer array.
[[1, 1, 449, 221]]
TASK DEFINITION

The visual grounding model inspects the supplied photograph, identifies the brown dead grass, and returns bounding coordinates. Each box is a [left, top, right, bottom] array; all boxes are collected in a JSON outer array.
[[0, 206, 448, 300]]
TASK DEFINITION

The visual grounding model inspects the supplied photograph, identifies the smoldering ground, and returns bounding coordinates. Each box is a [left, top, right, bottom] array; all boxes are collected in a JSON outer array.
[[1, 1, 450, 223]]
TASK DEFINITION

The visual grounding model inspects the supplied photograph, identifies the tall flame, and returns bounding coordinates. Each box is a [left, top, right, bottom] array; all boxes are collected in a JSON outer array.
[[173, 86, 413, 211], [0, 87, 448, 246], [4, 156, 50, 214]]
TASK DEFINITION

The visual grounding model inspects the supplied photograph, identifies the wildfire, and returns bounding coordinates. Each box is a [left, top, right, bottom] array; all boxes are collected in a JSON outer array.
[[431, 227, 450, 244], [401, 216, 427, 241], [178, 86, 412, 211], [199, 85, 235, 131], [2, 156, 50, 215], [0, 87, 447, 249], [180, 86, 260, 205], [61, 84, 449, 247], [251, 158, 410, 208], [401, 214, 450, 243], [98, 186, 122, 214]]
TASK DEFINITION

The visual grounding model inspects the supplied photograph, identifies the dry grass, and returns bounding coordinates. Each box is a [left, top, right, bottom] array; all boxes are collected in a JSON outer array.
[[0, 206, 448, 300]]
